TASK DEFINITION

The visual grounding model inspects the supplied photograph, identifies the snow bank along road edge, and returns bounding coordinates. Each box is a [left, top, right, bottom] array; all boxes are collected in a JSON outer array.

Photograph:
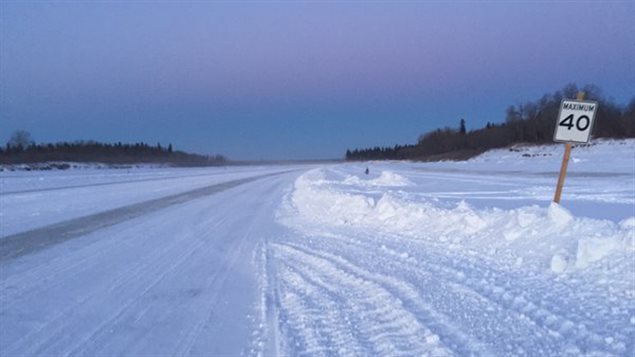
[[0, 170, 292, 261]]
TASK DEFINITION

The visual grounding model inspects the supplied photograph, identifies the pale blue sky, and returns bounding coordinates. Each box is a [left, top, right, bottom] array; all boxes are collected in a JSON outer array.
[[1, 1, 633, 160]]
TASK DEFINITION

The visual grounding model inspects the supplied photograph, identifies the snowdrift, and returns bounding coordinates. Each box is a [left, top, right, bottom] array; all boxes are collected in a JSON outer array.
[[280, 168, 634, 275]]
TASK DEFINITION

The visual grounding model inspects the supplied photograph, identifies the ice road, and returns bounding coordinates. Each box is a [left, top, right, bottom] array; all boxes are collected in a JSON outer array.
[[1, 140, 634, 356]]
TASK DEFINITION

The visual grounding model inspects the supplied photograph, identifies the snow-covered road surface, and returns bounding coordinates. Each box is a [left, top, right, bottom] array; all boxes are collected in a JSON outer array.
[[1, 140, 634, 356], [0, 166, 291, 237], [0, 172, 287, 261], [1, 168, 300, 356]]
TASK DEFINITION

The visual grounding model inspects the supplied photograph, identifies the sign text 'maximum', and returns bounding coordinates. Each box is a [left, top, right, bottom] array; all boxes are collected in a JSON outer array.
[[563, 102, 595, 112]]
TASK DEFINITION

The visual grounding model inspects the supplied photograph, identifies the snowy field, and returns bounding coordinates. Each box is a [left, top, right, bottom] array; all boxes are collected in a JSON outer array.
[[1, 139, 633, 356]]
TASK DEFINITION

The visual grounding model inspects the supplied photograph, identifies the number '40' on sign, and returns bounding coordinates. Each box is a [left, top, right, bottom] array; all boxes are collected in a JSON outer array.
[[553, 99, 598, 144], [558, 114, 591, 131]]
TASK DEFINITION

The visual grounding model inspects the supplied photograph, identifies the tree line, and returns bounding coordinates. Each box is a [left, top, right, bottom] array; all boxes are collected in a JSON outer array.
[[346, 84, 635, 161], [0, 132, 226, 166]]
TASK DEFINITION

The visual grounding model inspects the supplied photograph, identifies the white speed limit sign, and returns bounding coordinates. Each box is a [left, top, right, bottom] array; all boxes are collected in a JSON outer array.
[[553, 99, 597, 143]]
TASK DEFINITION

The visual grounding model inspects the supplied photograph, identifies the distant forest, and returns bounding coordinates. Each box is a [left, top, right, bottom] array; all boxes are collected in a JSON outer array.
[[0, 133, 226, 166], [346, 84, 635, 161]]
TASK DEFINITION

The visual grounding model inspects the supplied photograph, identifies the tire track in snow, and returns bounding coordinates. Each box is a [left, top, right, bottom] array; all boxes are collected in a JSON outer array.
[[276, 242, 495, 356], [277, 265, 369, 356], [260, 241, 286, 357], [355, 233, 628, 354], [271, 242, 457, 356], [292, 230, 630, 355], [249, 243, 271, 357]]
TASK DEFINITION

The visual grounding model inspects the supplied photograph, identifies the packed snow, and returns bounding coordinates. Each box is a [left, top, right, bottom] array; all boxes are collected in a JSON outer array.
[[1, 139, 633, 356]]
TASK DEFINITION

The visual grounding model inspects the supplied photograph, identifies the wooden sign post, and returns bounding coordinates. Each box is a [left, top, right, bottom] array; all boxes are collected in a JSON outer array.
[[552, 91, 598, 203], [553, 142, 573, 204]]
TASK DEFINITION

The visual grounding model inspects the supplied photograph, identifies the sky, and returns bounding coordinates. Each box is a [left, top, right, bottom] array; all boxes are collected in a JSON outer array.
[[1, 1, 633, 160]]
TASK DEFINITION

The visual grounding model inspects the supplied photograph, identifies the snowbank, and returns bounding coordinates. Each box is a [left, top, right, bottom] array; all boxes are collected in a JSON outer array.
[[342, 171, 414, 187], [281, 168, 634, 275]]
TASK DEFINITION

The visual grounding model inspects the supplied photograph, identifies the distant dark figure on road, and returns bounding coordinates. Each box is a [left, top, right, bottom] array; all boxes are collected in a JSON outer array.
[[365, 167, 369, 175]]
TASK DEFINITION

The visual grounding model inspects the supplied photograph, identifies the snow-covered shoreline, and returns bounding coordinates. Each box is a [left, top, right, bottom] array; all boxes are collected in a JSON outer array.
[[412, 138, 635, 174], [0, 161, 175, 172]]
